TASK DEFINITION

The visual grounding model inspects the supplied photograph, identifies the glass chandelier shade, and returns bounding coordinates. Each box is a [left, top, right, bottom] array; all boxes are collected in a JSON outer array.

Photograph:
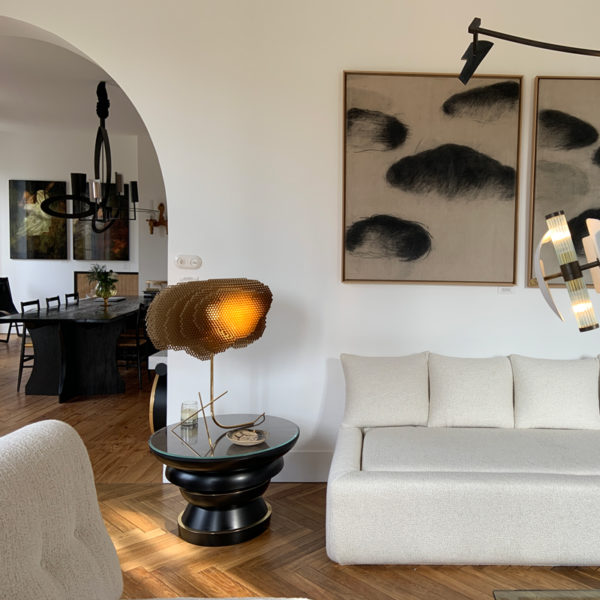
[[545, 211, 599, 332]]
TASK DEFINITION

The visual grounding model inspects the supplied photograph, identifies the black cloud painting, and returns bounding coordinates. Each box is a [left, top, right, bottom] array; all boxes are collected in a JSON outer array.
[[386, 144, 515, 199], [344, 72, 520, 284], [537, 109, 598, 150], [442, 81, 519, 120], [529, 77, 600, 288], [346, 108, 408, 152], [346, 214, 431, 261]]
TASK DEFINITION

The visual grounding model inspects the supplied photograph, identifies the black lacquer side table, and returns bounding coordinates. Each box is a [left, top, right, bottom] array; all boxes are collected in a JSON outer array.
[[148, 414, 299, 546]]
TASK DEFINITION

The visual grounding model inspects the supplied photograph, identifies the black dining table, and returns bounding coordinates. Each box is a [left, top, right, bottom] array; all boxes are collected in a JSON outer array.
[[0, 296, 148, 402]]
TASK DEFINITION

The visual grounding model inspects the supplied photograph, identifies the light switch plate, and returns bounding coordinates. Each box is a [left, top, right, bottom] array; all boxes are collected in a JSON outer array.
[[175, 255, 202, 269]]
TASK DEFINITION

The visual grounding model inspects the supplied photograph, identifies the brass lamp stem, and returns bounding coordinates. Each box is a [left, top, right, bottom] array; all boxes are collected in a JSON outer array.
[[209, 354, 265, 429]]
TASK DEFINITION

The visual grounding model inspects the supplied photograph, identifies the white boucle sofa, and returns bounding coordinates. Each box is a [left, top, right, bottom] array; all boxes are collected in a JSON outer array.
[[326, 352, 600, 566]]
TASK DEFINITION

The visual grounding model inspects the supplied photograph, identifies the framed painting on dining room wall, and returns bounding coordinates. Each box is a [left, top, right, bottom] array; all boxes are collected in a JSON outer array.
[[72, 184, 130, 261], [528, 76, 600, 287], [343, 71, 522, 284], [9, 179, 67, 259]]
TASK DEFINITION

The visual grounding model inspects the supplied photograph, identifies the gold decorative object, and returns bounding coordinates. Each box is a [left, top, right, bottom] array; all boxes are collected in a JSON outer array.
[[226, 428, 267, 446], [146, 278, 273, 429]]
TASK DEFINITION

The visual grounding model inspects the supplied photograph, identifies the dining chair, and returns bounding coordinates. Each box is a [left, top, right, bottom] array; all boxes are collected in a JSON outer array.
[[17, 299, 40, 391], [0, 419, 308, 600], [65, 291, 79, 306], [117, 303, 154, 389], [46, 295, 61, 311], [0, 277, 21, 342]]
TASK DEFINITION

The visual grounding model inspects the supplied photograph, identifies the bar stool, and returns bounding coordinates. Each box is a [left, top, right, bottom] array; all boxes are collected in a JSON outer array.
[[18, 300, 40, 391]]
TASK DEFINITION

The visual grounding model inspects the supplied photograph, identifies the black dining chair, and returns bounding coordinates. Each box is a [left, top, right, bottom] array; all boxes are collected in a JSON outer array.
[[65, 292, 79, 306], [116, 303, 154, 389], [46, 296, 61, 311], [0, 277, 21, 342], [18, 300, 40, 391]]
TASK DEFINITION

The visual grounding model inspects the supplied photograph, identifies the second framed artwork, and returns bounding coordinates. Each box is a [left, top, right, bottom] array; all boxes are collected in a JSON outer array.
[[528, 76, 600, 287], [343, 71, 522, 284]]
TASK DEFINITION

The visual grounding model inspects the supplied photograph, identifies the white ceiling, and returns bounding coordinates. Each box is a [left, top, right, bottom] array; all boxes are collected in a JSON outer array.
[[0, 35, 149, 136]]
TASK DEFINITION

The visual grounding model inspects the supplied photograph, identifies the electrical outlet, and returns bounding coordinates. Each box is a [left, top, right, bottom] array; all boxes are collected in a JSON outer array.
[[175, 255, 202, 269]]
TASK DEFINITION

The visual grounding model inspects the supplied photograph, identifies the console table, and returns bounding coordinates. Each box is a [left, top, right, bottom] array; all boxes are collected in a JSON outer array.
[[148, 414, 299, 546]]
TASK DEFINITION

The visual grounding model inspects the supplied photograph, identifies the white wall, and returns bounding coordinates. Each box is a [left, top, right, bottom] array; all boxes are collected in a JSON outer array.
[[2, 1, 600, 481], [0, 129, 139, 305]]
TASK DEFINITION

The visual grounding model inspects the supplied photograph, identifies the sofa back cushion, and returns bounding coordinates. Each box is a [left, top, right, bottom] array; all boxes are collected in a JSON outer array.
[[428, 353, 514, 427], [341, 352, 429, 427], [511, 355, 600, 429]]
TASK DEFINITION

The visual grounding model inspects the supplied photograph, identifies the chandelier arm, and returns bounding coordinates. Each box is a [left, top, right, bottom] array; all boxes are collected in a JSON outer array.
[[468, 17, 600, 57], [91, 212, 116, 233], [94, 126, 112, 194], [40, 195, 94, 219]]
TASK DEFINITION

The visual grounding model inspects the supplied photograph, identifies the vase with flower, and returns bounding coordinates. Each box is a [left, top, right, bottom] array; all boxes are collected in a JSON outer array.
[[87, 264, 118, 308]]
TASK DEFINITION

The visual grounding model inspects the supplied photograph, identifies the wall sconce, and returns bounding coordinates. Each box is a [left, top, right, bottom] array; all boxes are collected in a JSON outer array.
[[459, 18, 600, 84], [533, 210, 600, 332], [147, 202, 168, 234]]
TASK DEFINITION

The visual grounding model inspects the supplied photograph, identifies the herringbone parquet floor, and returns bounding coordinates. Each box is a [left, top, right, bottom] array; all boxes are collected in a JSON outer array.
[[2, 336, 600, 599]]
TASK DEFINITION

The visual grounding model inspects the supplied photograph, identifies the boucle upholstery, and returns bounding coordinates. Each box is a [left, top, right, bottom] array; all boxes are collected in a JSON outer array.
[[0, 420, 309, 600], [511, 355, 600, 429], [327, 353, 600, 565], [362, 427, 600, 474], [0, 420, 123, 600], [341, 352, 429, 426], [428, 354, 514, 427]]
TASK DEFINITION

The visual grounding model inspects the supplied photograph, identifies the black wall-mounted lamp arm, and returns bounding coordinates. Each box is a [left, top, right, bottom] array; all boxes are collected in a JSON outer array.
[[460, 18, 600, 84], [468, 17, 600, 57]]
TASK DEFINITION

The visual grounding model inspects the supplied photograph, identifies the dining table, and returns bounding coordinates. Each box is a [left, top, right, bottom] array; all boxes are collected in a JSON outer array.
[[0, 296, 149, 402]]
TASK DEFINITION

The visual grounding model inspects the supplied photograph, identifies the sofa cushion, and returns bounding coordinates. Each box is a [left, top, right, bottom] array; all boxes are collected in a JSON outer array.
[[340, 353, 429, 427], [362, 426, 600, 475], [427, 354, 514, 428], [511, 355, 600, 429]]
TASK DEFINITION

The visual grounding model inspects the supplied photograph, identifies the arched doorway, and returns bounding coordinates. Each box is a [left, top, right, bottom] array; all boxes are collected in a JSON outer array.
[[0, 16, 167, 483], [0, 16, 168, 303]]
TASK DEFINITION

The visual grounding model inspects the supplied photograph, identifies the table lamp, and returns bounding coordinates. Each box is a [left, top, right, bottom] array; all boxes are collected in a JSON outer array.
[[145, 278, 273, 428]]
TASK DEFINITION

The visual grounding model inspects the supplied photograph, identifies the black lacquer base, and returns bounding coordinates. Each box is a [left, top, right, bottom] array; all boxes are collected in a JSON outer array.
[[178, 500, 272, 546], [165, 456, 285, 546]]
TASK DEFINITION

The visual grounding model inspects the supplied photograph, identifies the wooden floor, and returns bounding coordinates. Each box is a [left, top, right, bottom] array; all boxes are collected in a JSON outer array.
[[1, 336, 600, 599]]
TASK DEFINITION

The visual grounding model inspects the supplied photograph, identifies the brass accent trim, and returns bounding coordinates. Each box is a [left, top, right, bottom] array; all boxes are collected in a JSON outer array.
[[148, 373, 159, 433]]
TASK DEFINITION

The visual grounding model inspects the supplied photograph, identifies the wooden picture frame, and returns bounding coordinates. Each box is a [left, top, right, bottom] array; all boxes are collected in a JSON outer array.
[[527, 76, 600, 287], [343, 72, 522, 284]]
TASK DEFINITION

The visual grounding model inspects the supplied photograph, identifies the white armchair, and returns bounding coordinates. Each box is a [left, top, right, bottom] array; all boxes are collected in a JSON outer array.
[[0, 420, 308, 600]]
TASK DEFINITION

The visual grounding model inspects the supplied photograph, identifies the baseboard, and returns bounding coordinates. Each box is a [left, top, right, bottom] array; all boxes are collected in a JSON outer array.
[[272, 451, 332, 482]]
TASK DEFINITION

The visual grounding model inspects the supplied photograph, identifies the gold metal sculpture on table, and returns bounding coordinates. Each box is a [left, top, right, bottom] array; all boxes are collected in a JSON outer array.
[[146, 278, 273, 432]]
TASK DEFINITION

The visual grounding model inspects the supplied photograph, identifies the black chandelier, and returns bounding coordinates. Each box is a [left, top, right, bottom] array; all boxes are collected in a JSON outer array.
[[41, 81, 139, 233], [459, 18, 600, 84]]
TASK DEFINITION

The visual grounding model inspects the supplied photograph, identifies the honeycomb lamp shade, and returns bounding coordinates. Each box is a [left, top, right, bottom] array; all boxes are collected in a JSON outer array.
[[145, 279, 273, 360]]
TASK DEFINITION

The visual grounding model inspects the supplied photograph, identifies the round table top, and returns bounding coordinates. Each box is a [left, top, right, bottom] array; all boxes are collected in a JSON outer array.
[[148, 413, 299, 463]]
